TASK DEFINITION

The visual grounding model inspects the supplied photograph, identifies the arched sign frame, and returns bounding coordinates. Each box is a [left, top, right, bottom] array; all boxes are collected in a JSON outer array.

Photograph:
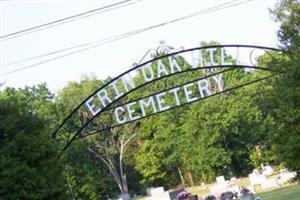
[[52, 44, 283, 150]]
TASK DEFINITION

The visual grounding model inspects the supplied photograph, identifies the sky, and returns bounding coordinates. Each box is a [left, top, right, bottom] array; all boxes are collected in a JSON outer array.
[[0, 0, 280, 93]]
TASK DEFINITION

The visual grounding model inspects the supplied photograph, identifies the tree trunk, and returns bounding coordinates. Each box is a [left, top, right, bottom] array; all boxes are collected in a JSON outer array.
[[87, 146, 125, 194], [188, 171, 194, 187], [178, 168, 186, 186], [86, 130, 137, 199]]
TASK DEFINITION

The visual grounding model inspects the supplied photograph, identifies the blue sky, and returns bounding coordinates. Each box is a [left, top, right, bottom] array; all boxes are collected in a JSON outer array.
[[0, 0, 279, 92]]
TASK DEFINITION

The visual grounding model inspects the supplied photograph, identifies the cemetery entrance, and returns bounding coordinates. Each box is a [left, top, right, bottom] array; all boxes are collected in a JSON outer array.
[[52, 44, 284, 200], [53, 44, 282, 151]]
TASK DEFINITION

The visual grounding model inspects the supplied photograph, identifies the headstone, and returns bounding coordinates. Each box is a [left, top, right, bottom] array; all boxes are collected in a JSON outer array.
[[150, 187, 165, 196], [278, 168, 297, 184], [249, 170, 266, 186], [118, 193, 130, 200], [147, 188, 189, 200], [230, 177, 237, 182], [261, 178, 279, 189], [216, 176, 226, 184], [253, 169, 260, 176], [249, 169, 279, 190], [147, 187, 170, 200], [209, 175, 230, 196], [147, 191, 170, 200], [262, 165, 273, 176]]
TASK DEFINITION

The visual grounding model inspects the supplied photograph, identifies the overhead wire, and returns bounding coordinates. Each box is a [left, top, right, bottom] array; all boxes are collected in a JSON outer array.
[[0, 0, 142, 41], [2, 34, 128, 67], [3, 0, 255, 76]]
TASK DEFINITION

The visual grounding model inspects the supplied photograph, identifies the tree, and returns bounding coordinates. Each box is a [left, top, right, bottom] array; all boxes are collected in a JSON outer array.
[[0, 85, 66, 200], [87, 125, 138, 198], [133, 41, 267, 187], [264, 0, 300, 174], [135, 109, 188, 187], [56, 75, 142, 198], [63, 140, 118, 200]]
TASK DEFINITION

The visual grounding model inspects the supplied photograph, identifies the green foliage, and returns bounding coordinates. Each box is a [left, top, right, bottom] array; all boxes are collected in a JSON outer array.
[[57, 76, 144, 197], [272, 0, 300, 51], [133, 41, 272, 187], [63, 141, 118, 199], [263, 0, 300, 172], [0, 85, 66, 200], [2, 1, 300, 195], [181, 86, 266, 179], [135, 110, 186, 187]]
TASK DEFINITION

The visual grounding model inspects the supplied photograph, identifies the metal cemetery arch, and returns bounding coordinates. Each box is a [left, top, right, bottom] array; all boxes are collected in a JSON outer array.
[[52, 44, 283, 150]]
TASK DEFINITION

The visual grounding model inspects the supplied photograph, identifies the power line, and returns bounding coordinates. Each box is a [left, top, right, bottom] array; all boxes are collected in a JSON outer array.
[[3, 26, 151, 68], [2, 35, 124, 67], [0, 0, 136, 40], [3, 0, 252, 74], [3, 0, 255, 76], [2, 0, 250, 68], [0, 0, 142, 41]]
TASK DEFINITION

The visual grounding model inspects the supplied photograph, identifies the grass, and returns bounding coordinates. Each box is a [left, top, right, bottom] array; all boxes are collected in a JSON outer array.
[[183, 183, 300, 200], [257, 184, 300, 200]]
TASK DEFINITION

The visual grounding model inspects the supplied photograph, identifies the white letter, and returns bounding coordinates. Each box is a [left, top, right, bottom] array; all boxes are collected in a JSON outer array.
[[139, 96, 157, 116], [157, 59, 169, 78], [126, 102, 140, 121], [169, 87, 181, 106], [207, 48, 218, 66], [85, 96, 101, 116], [156, 92, 170, 111], [97, 89, 112, 108], [141, 63, 154, 82], [109, 80, 124, 99], [115, 106, 127, 124], [191, 50, 204, 68], [121, 73, 135, 92], [197, 79, 211, 98], [212, 74, 223, 92], [168, 57, 182, 73], [221, 48, 232, 65], [183, 83, 198, 102]]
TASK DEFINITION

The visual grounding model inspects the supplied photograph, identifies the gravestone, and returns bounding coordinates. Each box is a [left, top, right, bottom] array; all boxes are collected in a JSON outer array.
[[216, 176, 226, 184], [249, 170, 267, 186], [261, 178, 278, 189], [147, 187, 170, 200], [262, 165, 273, 176], [278, 168, 297, 185], [209, 176, 229, 197], [118, 193, 131, 200], [147, 187, 186, 200], [150, 187, 165, 196], [248, 169, 279, 191]]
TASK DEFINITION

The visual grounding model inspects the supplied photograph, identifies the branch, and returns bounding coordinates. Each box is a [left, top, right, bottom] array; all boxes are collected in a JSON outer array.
[[87, 146, 124, 193], [123, 132, 138, 148]]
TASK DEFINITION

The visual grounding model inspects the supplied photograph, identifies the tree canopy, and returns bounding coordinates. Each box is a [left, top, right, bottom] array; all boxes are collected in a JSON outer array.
[[0, 0, 299, 198]]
